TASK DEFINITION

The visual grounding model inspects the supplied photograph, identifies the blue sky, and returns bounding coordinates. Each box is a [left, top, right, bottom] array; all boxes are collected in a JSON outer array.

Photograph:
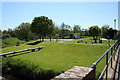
[[118, 1, 120, 30], [1, 2, 118, 30]]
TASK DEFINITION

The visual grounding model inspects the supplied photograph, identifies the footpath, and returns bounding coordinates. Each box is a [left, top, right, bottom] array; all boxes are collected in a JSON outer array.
[[107, 45, 120, 80]]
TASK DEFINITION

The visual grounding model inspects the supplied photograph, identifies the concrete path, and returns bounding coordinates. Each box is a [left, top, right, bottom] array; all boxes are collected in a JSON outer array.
[[107, 45, 120, 80], [114, 46, 120, 80]]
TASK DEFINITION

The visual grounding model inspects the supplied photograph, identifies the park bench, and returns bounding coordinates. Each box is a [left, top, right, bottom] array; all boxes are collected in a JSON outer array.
[[0, 46, 44, 57]]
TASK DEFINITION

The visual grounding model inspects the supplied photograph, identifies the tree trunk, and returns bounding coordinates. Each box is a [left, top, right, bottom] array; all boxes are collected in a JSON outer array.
[[94, 36, 97, 43], [56, 38, 58, 42], [49, 36, 51, 41], [42, 36, 44, 41], [39, 35, 41, 41]]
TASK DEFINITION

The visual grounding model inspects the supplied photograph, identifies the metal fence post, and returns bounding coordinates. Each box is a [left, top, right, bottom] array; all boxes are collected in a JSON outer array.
[[92, 63, 96, 80], [106, 52, 108, 80], [113, 45, 116, 60], [111, 48, 113, 68]]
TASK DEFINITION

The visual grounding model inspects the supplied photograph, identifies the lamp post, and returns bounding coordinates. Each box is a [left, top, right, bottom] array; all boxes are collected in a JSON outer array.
[[114, 19, 116, 41], [114, 19, 116, 29]]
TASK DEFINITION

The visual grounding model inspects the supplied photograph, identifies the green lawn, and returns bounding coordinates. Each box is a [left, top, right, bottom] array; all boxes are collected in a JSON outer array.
[[2, 37, 25, 48], [65, 38, 115, 45], [2, 38, 112, 79]]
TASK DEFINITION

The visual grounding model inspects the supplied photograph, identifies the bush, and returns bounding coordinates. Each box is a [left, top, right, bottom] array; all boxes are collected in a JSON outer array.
[[2, 57, 59, 80], [2, 34, 11, 39]]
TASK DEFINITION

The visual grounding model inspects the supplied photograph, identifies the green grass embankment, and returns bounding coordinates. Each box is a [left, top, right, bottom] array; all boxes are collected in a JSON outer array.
[[2, 38, 112, 79], [2, 37, 25, 48]]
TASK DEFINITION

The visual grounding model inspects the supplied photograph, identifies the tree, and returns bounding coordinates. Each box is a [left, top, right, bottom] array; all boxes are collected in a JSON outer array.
[[47, 23, 54, 41], [108, 28, 117, 39], [31, 16, 54, 41], [55, 34, 59, 42], [89, 25, 101, 43], [53, 25, 61, 35], [101, 25, 109, 38], [60, 23, 71, 38], [60, 22, 66, 38], [116, 30, 120, 39], [15, 23, 31, 41], [8, 28, 16, 37], [80, 29, 89, 36], [2, 30, 11, 39], [72, 25, 82, 38], [0, 30, 1, 39], [74, 33, 80, 39], [73, 25, 81, 33], [65, 25, 71, 31], [3, 30, 8, 34]]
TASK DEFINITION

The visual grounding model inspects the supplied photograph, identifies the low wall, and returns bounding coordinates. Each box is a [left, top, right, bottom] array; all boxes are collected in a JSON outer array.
[[51, 66, 95, 80]]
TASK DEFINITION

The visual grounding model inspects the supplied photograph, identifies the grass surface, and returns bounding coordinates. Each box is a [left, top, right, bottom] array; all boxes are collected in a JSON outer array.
[[66, 38, 115, 45], [2, 38, 113, 79], [2, 37, 25, 48]]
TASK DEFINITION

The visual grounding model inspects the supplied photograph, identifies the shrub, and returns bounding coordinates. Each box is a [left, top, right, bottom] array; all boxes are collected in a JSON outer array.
[[2, 57, 59, 80]]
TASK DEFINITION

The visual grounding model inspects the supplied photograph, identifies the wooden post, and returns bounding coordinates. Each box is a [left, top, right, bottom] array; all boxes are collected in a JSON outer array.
[[31, 49, 35, 52]]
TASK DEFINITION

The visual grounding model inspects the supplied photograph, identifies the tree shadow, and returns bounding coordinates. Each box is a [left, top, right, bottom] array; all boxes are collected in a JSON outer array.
[[27, 41, 43, 45]]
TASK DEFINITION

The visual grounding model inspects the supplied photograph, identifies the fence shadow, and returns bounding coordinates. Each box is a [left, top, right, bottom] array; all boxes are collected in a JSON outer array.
[[8, 52, 31, 57]]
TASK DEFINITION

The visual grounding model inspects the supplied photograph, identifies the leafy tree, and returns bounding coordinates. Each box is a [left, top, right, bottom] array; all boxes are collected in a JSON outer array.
[[101, 25, 109, 38], [53, 25, 60, 34], [31, 16, 54, 41], [60, 22, 66, 38], [81, 29, 89, 36], [3, 30, 8, 34], [73, 25, 81, 33], [108, 28, 117, 39], [55, 34, 59, 42], [89, 25, 101, 42], [2, 30, 11, 39], [74, 33, 80, 39], [64, 29, 71, 37], [60, 23, 71, 38], [84, 29, 89, 36], [47, 24, 54, 41], [0, 30, 2, 38], [65, 25, 71, 31], [8, 28, 17, 37], [116, 30, 120, 39], [15, 23, 31, 41]]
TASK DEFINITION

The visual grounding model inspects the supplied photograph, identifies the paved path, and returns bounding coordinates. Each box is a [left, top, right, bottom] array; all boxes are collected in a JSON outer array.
[[44, 39, 75, 41], [107, 45, 120, 80], [114, 46, 120, 79]]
